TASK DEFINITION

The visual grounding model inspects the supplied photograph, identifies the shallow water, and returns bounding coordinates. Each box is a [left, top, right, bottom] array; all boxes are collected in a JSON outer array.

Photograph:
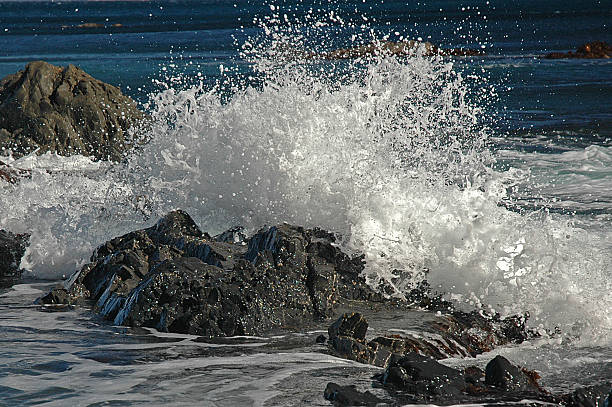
[[0, 283, 381, 406]]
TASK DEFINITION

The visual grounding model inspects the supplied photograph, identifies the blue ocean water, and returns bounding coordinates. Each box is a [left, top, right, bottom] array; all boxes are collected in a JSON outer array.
[[1, 1, 611, 405]]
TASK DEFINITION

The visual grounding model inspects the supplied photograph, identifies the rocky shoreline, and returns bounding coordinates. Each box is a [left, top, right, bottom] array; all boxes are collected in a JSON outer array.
[[36, 210, 610, 406]]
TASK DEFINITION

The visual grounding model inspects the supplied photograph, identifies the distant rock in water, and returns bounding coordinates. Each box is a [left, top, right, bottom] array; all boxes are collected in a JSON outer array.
[[76, 23, 104, 29], [319, 40, 484, 60], [542, 41, 612, 59], [41, 210, 385, 336], [0, 61, 146, 161], [0, 230, 29, 288]]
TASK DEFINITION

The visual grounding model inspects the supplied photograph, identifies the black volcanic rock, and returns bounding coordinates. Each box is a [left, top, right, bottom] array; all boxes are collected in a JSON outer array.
[[485, 355, 540, 392], [323, 383, 385, 406], [328, 312, 369, 342], [42, 210, 384, 336], [0, 61, 146, 161], [0, 229, 29, 288], [381, 353, 465, 399], [561, 383, 612, 407], [326, 311, 532, 367]]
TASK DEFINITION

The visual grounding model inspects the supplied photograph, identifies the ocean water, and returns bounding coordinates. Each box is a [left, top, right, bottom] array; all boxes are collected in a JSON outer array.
[[1, 0, 611, 405]]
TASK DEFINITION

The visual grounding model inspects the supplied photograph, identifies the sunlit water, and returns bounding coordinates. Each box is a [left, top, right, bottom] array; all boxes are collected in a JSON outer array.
[[1, 1, 611, 405]]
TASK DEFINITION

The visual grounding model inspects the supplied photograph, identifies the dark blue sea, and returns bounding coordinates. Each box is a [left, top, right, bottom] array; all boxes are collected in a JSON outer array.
[[0, 1, 611, 405]]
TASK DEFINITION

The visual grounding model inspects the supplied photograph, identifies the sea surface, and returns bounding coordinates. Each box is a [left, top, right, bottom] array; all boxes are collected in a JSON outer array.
[[1, 1, 611, 405]]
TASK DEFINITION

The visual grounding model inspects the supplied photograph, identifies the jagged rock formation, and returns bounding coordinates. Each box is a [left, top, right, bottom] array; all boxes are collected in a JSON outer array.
[[324, 314, 611, 406], [0, 61, 146, 161], [325, 351, 610, 406], [41, 210, 386, 336], [40, 209, 537, 351], [542, 41, 612, 59], [327, 311, 531, 366], [0, 229, 29, 288]]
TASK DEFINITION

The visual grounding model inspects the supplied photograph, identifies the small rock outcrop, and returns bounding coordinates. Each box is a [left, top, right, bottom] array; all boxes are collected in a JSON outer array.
[[484, 355, 542, 392], [542, 41, 612, 59], [326, 354, 610, 406], [0, 229, 29, 288], [327, 311, 531, 367], [377, 354, 546, 403], [323, 383, 386, 406], [0, 61, 146, 161], [41, 210, 384, 336]]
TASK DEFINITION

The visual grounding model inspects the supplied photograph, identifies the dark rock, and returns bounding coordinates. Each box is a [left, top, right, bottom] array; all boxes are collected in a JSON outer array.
[[542, 41, 612, 59], [463, 366, 485, 385], [382, 353, 464, 399], [316, 334, 327, 344], [484, 355, 540, 392], [214, 226, 247, 244], [560, 383, 612, 407], [42, 210, 383, 336], [40, 287, 70, 304], [358, 354, 556, 406], [0, 61, 146, 161], [323, 383, 385, 406], [327, 311, 533, 367], [329, 313, 369, 342], [0, 229, 29, 288]]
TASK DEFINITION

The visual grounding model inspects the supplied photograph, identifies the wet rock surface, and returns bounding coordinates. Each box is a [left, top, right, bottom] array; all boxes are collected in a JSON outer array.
[[0, 61, 146, 161], [326, 352, 610, 406], [542, 41, 612, 59], [42, 210, 385, 336], [324, 382, 386, 406], [327, 309, 532, 367], [37, 210, 611, 405], [0, 229, 29, 288]]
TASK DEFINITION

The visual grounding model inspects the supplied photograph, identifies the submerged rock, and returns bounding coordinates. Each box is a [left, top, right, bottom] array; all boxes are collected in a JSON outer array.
[[376, 354, 548, 404], [542, 41, 612, 59], [0, 229, 29, 288], [323, 346, 610, 406], [42, 210, 384, 336], [323, 383, 386, 406], [484, 354, 542, 392], [0, 61, 146, 161], [381, 353, 465, 399], [327, 311, 531, 367]]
